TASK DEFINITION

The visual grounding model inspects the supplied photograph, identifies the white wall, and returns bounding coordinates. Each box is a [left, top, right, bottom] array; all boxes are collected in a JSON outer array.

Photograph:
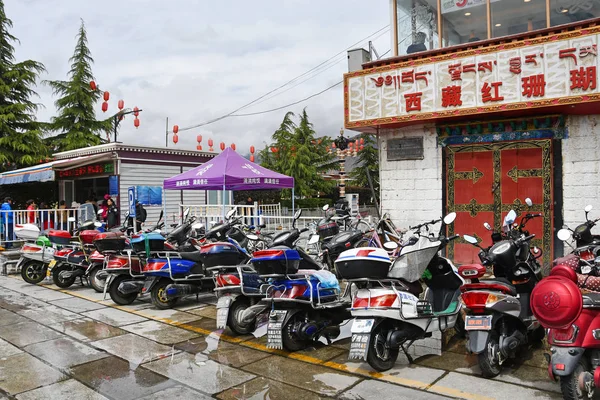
[[562, 115, 600, 230], [379, 124, 443, 231]]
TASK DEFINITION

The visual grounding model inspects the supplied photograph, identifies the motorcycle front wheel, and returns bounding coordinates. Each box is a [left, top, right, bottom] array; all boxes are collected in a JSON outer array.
[[88, 266, 105, 293], [367, 323, 399, 372], [109, 275, 138, 305], [281, 313, 310, 352], [52, 265, 76, 288], [228, 297, 253, 335], [478, 330, 501, 378], [560, 359, 590, 400], [21, 260, 47, 284]]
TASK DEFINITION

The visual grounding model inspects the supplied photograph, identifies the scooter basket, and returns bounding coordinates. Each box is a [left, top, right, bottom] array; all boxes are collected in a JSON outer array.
[[317, 221, 339, 240], [199, 242, 240, 267], [251, 248, 301, 275], [94, 232, 128, 252], [388, 237, 440, 282], [334, 247, 391, 279], [48, 230, 72, 245]]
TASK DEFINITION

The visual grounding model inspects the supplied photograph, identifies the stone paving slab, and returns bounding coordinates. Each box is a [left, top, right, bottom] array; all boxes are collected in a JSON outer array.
[[92, 333, 179, 367], [242, 355, 361, 397], [0, 290, 47, 312], [0, 338, 22, 358], [0, 352, 65, 395], [143, 352, 256, 395], [23, 337, 109, 370], [429, 371, 561, 400], [174, 335, 271, 368], [0, 308, 29, 326], [120, 320, 200, 344], [339, 379, 452, 400], [134, 307, 203, 324], [0, 321, 64, 347], [48, 318, 126, 342], [216, 376, 327, 400], [186, 305, 217, 319], [71, 356, 176, 400], [82, 307, 147, 327], [49, 297, 107, 313], [136, 385, 213, 400], [15, 379, 109, 400], [16, 304, 80, 326], [16, 287, 72, 302]]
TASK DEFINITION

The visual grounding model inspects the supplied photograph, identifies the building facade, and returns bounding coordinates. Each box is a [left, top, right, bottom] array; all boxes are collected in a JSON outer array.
[[345, 4, 600, 267]]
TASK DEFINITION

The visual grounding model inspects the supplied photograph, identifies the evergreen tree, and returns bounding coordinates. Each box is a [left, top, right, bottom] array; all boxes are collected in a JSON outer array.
[[0, 0, 47, 169], [44, 19, 112, 152], [349, 133, 379, 202]]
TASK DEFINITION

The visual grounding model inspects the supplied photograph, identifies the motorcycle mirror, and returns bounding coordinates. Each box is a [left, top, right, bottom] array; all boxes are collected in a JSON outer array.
[[504, 210, 517, 226], [383, 241, 398, 251], [483, 222, 492, 231], [294, 209, 302, 220], [525, 198, 533, 207], [184, 208, 190, 219], [533, 246, 540, 254], [246, 234, 259, 241], [443, 212, 457, 225], [68, 217, 76, 222], [586, 205, 593, 213], [557, 228, 572, 242], [226, 208, 236, 219], [463, 234, 479, 244], [94, 222, 103, 228], [322, 204, 330, 211]]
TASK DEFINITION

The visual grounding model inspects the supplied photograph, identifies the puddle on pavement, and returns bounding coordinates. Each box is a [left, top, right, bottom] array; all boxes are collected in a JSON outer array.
[[121, 320, 199, 345], [49, 318, 126, 342], [71, 356, 176, 400], [217, 376, 322, 400]]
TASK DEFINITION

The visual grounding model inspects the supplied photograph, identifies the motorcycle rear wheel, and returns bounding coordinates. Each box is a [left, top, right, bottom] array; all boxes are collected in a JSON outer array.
[[559, 359, 590, 400], [21, 260, 47, 284], [367, 323, 399, 372], [281, 313, 310, 352], [228, 297, 252, 335], [88, 266, 105, 293], [52, 265, 76, 288], [478, 330, 502, 378], [109, 275, 138, 305], [150, 279, 178, 310]]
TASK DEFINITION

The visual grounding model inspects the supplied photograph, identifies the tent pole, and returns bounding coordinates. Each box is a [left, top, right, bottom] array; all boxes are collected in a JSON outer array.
[[222, 182, 226, 221], [292, 188, 295, 218]]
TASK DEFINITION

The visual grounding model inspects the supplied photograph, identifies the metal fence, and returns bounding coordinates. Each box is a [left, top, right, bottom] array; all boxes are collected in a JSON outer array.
[[0, 208, 80, 247]]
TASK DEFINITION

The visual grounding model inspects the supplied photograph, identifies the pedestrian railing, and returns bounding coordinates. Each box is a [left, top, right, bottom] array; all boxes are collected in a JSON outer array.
[[0, 208, 80, 247]]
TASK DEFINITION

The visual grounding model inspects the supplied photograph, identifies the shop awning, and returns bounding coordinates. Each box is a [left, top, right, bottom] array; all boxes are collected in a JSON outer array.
[[0, 154, 113, 185]]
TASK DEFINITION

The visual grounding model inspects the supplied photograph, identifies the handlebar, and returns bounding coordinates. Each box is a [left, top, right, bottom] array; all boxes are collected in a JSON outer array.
[[517, 234, 535, 244], [409, 218, 441, 231], [300, 228, 309, 234]]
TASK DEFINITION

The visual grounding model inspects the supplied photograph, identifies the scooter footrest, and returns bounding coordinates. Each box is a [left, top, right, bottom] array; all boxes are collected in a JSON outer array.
[[416, 300, 433, 315]]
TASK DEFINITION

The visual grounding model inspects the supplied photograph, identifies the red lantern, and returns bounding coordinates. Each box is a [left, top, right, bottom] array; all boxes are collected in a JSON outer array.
[[173, 134, 179, 144], [349, 142, 354, 149], [103, 91, 110, 101], [360, 138, 364, 145], [101, 102, 108, 112], [250, 146, 255, 154], [231, 143, 236, 151], [196, 145, 202, 151], [220, 142, 225, 151], [331, 142, 336, 149], [208, 138, 214, 147], [133, 106, 139, 117], [250, 154, 255, 162], [134, 118, 140, 128], [118, 99, 124, 110], [196, 135, 202, 143], [173, 125, 179, 134], [360, 145, 364, 151], [89, 81, 97, 90]]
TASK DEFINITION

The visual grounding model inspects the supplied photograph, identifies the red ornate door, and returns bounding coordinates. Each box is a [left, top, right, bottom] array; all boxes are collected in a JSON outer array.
[[446, 140, 553, 269]]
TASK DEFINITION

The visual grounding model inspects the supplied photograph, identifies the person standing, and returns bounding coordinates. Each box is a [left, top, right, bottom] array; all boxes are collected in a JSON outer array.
[[26, 200, 37, 224], [57, 200, 69, 231], [245, 196, 255, 226], [135, 200, 146, 232], [1, 197, 14, 248], [105, 198, 119, 229], [101, 194, 110, 221]]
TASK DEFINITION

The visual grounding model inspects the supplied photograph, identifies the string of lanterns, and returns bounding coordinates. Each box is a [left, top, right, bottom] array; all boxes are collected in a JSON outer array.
[[90, 80, 142, 130], [171, 124, 257, 162]]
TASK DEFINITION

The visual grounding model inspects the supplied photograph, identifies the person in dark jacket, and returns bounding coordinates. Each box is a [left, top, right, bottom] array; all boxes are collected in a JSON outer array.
[[406, 32, 427, 54], [105, 198, 119, 229]]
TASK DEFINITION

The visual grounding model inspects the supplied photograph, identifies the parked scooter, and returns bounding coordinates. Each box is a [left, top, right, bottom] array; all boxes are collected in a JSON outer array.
[[530, 205, 600, 399], [459, 198, 544, 378], [15, 224, 55, 284], [339, 212, 461, 371]]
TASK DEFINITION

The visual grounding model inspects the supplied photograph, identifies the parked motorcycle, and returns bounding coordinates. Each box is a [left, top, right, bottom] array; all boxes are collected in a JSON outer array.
[[529, 205, 600, 399], [15, 224, 55, 284], [459, 198, 544, 378], [338, 212, 461, 371]]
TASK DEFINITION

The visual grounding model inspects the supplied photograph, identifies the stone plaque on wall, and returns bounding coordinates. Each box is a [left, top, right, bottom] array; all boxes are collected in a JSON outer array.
[[387, 137, 424, 161]]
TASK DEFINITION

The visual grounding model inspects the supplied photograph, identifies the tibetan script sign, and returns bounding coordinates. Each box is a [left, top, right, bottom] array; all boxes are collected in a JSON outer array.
[[344, 28, 600, 128]]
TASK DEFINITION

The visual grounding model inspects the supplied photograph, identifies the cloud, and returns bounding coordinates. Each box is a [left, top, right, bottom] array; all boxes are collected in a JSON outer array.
[[5, 0, 390, 153]]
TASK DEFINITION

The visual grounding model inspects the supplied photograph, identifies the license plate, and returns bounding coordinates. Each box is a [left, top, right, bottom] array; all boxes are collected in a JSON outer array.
[[216, 296, 233, 329], [351, 319, 374, 334], [266, 310, 288, 349], [465, 315, 493, 331]]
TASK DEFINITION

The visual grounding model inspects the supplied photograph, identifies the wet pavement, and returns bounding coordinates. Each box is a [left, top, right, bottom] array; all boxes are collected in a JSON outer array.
[[0, 275, 564, 399]]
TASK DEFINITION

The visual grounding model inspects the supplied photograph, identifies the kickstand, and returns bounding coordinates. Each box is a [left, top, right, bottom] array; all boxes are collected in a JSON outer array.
[[325, 335, 333, 345], [401, 340, 415, 364]]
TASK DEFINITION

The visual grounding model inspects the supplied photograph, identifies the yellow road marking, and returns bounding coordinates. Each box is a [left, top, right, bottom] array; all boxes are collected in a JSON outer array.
[[12, 282, 497, 399]]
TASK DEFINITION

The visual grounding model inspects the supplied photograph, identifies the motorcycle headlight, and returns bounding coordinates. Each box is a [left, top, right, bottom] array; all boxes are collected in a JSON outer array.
[[491, 242, 512, 255]]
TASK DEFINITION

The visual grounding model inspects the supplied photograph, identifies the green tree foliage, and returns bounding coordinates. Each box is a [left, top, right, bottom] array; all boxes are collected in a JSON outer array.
[[0, 0, 47, 169], [260, 110, 337, 198], [349, 133, 379, 202], [44, 20, 112, 152]]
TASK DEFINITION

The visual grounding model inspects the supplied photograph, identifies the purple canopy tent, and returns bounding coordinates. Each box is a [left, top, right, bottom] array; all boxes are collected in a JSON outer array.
[[163, 147, 295, 215]]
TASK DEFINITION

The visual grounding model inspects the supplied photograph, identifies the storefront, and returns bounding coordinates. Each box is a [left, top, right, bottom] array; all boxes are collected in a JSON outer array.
[[0, 143, 214, 226], [344, 15, 600, 268]]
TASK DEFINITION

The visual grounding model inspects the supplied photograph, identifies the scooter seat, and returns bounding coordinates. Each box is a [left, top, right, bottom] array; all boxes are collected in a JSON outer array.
[[180, 252, 203, 263], [479, 278, 517, 296], [583, 292, 600, 307]]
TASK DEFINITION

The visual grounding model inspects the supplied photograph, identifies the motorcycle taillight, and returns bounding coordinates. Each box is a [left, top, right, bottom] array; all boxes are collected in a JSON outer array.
[[551, 325, 577, 343], [107, 257, 129, 269], [461, 292, 490, 314], [216, 274, 241, 287], [353, 294, 397, 308]]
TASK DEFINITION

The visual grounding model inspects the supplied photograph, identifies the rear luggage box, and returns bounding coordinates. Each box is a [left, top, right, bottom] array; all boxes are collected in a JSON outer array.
[[334, 247, 391, 279], [131, 233, 165, 254], [48, 230, 72, 245], [251, 248, 301, 275], [200, 242, 240, 268], [79, 230, 99, 244], [94, 232, 128, 252]]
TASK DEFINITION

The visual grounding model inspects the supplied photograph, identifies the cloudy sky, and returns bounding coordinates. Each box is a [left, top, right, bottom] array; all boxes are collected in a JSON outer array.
[[5, 0, 390, 154]]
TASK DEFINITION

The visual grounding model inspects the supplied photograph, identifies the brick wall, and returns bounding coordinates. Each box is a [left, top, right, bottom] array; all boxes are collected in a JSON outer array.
[[379, 124, 443, 231], [561, 115, 600, 234]]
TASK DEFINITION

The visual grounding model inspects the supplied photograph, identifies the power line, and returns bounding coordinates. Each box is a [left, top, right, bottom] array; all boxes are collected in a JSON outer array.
[[175, 25, 390, 133]]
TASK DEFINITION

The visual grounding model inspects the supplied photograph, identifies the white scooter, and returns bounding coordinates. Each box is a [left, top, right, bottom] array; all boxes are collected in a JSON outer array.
[[335, 212, 463, 371], [14, 224, 55, 284]]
